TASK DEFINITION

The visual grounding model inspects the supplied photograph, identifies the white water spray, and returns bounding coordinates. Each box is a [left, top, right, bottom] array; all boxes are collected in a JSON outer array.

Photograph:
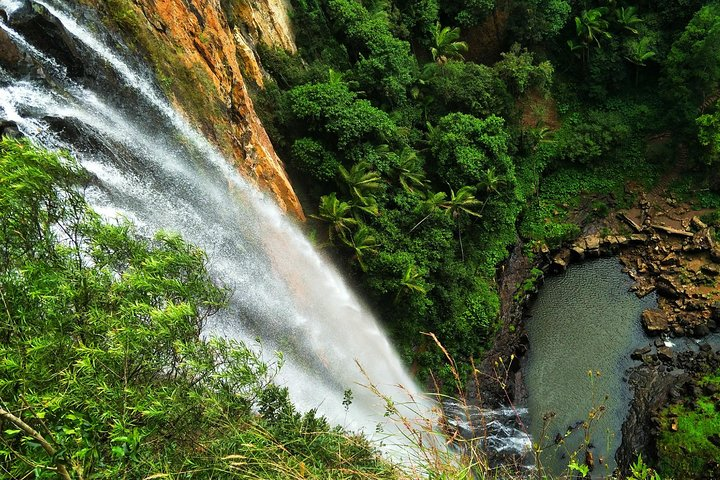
[[0, 0, 425, 445]]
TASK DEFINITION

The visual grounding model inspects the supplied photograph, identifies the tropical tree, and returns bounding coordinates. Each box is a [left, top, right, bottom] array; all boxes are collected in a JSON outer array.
[[393, 147, 428, 193], [310, 192, 357, 243], [342, 224, 380, 271], [431, 22, 468, 63], [395, 263, 429, 302], [615, 6, 643, 35], [441, 185, 483, 220], [441, 185, 482, 260], [338, 161, 384, 205], [477, 166, 507, 213], [576, 8, 611, 47], [409, 190, 447, 233], [625, 36, 656, 85], [574, 7, 611, 64], [697, 103, 720, 166]]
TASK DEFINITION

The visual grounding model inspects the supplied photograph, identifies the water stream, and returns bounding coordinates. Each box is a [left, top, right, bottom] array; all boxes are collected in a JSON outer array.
[[0, 0, 423, 447], [524, 258, 657, 477]]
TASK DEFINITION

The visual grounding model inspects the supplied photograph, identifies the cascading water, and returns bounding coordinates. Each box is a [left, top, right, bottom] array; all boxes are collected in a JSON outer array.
[[0, 0, 424, 447]]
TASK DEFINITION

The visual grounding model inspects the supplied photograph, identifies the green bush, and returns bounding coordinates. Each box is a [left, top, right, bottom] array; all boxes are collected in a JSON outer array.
[[0, 139, 395, 479]]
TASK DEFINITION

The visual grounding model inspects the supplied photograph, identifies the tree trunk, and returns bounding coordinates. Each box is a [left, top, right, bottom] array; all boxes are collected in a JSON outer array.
[[0, 408, 73, 480]]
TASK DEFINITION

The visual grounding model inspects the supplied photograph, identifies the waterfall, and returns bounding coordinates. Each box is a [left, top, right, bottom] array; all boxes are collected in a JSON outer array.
[[0, 0, 425, 446]]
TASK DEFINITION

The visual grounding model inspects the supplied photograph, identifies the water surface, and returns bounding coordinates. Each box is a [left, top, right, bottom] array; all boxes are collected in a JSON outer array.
[[524, 258, 656, 477]]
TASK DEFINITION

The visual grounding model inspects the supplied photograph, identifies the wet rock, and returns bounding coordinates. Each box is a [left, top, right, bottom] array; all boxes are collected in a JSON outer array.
[[585, 235, 601, 251], [701, 264, 720, 276], [656, 275, 682, 299], [632, 346, 652, 360], [570, 245, 585, 259], [8, 2, 84, 71], [691, 216, 708, 230], [642, 309, 669, 335], [657, 346, 674, 362], [0, 27, 22, 67], [617, 365, 684, 477], [552, 250, 571, 271], [693, 324, 711, 338], [616, 236, 630, 246], [0, 120, 21, 138], [585, 450, 595, 470], [692, 228, 715, 250], [660, 252, 679, 266], [634, 283, 656, 298]]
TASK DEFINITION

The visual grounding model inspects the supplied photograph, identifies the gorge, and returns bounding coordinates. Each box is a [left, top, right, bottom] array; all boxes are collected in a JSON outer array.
[[2, 0, 720, 478]]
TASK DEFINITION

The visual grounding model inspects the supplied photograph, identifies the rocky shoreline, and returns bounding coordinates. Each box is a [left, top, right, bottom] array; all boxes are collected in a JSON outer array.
[[474, 189, 720, 474]]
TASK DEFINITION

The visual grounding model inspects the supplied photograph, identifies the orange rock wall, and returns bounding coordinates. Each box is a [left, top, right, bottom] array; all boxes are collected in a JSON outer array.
[[91, 0, 304, 219]]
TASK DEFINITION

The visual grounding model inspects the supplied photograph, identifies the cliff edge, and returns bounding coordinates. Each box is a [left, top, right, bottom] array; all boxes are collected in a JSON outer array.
[[82, 0, 304, 219]]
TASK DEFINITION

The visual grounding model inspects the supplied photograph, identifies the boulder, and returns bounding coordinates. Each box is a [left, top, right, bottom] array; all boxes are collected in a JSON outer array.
[[0, 27, 22, 68], [657, 346, 674, 362], [642, 309, 669, 335], [691, 216, 708, 230], [631, 346, 652, 360], [692, 228, 715, 250], [552, 250, 571, 271], [585, 235, 601, 251], [711, 246, 720, 263], [570, 245, 585, 259], [655, 275, 682, 299], [616, 236, 630, 246], [634, 283, 656, 298], [701, 264, 720, 276], [0, 120, 21, 139], [693, 324, 711, 338]]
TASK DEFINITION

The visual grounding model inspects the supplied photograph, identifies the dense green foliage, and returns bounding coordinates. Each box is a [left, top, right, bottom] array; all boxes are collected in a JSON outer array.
[[0, 138, 396, 479], [4, 0, 720, 474], [253, 0, 720, 394], [657, 369, 720, 478]]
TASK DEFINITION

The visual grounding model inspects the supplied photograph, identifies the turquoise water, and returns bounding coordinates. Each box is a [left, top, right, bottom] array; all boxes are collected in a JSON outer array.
[[524, 258, 657, 477]]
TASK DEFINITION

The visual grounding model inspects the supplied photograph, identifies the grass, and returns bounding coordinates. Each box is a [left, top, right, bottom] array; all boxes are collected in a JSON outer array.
[[356, 335, 664, 480], [519, 154, 659, 248], [656, 369, 720, 479]]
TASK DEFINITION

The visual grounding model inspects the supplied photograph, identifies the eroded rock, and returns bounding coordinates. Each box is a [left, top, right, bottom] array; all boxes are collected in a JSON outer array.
[[642, 309, 669, 334]]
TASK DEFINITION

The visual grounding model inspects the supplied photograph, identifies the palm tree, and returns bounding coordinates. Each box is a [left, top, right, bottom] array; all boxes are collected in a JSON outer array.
[[625, 37, 656, 85], [575, 8, 611, 64], [342, 224, 379, 271], [441, 185, 483, 220], [477, 167, 507, 214], [441, 185, 482, 261], [338, 162, 383, 206], [395, 264, 429, 302], [310, 193, 357, 244], [409, 190, 447, 233], [431, 22, 468, 63], [393, 148, 428, 193], [615, 6, 643, 35]]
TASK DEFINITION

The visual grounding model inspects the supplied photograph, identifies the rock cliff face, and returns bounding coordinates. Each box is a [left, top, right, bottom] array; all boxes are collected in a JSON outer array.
[[81, 0, 304, 219]]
